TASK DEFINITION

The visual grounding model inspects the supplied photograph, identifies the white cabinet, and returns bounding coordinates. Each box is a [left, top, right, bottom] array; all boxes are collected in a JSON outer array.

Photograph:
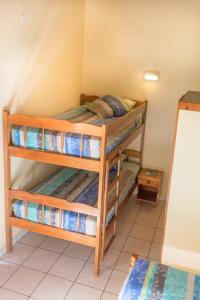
[[162, 91, 200, 273]]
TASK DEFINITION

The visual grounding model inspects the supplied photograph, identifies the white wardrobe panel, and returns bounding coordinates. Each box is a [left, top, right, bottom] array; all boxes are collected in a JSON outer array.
[[162, 110, 200, 273]]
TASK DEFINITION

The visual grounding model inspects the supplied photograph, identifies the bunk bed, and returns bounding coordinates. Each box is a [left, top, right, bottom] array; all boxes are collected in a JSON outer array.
[[3, 94, 147, 275]]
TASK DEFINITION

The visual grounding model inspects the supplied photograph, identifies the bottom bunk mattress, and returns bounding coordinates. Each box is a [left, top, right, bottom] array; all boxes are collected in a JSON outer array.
[[12, 161, 140, 236]]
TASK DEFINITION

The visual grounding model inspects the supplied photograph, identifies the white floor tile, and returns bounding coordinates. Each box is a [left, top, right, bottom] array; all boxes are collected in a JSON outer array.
[[130, 223, 155, 241], [19, 232, 45, 247], [0, 260, 18, 287], [32, 274, 72, 300], [119, 206, 139, 223], [101, 292, 118, 300], [65, 283, 102, 300], [49, 255, 85, 281], [115, 252, 130, 273], [105, 270, 127, 295], [110, 234, 127, 251], [0, 288, 27, 300], [63, 243, 93, 261], [148, 242, 162, 261], [116, 220, 133, 235], [23, 248, 59, 272], [153, 229, 163, 243], [89, 248, 120, 268], [39, 237, 69, 253], [2, 243, 35, 265], [136, 211, 160, 227], [140, 204, 162, 214], [157, 215, 165, 229], [3, 266, 44, 296], [123, 237, 151, 257], [76, 263, 112, 290]]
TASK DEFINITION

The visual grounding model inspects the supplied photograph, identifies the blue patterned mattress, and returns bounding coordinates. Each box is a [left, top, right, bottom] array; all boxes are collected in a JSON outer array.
[[119, 258, 200, 300], [12, 161, 140, 236], [11, 105, 143, 159]]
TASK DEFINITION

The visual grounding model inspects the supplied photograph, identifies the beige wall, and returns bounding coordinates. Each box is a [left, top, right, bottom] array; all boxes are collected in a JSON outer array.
[[1, 0, 200, 256], [162, 110, 200, 273], [83, 0, 200, 196], [0, 0, 85, 250]]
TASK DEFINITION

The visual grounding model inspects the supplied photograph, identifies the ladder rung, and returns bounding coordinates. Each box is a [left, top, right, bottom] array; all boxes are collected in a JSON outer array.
[[109, 155, 121, 169], [108, 175, 120, 192], [104, 233, 115, 256], [107, 196, 118, 214], [106, 216, 116, 235]]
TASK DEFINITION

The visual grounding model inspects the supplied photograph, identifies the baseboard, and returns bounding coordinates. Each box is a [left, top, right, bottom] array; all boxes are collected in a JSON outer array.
[[162, 245, 200, 274], [0, 230, 27, 257]]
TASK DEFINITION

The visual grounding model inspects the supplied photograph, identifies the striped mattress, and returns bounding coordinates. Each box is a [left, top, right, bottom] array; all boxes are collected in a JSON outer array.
[[119, 258, 200, 300], [12, 161, 140, 236], [11, 105, 143, 159]]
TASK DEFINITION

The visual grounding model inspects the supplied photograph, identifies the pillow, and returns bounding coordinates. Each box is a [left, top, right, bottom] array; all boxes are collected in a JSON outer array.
[[123, 98, 136, 110], [100, 95, 128, 117], [87, 99, 114, 119]]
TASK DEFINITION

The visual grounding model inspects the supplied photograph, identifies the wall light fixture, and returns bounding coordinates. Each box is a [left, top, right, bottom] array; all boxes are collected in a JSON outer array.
[[144, 71, 160, 81]]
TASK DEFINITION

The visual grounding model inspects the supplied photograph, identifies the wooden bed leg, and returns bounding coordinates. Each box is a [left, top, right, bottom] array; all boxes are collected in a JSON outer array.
[[3, 109, 12, 252], [94, 125, 107, 276], [130, 254, 138, 271], [80, 93, 85, 105], [94, 246, 100, 276], [6, 225, 12, 252]]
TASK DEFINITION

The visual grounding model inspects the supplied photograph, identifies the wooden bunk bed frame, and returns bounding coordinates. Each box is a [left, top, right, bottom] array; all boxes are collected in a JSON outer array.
[[3, 94, 147, 275]]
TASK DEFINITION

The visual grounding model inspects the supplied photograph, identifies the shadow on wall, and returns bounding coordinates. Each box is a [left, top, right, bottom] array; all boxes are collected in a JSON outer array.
[[2, 2, 65, 195], [9, 2, 64, 115], [0, 0, 84, 249], [1, 0, 84, 185], [0, 0, 83, 186], [1, 1, 82, 116]]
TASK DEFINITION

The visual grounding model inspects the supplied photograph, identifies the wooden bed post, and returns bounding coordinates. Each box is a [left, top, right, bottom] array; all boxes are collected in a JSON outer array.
[[101, 159, 109, 259], [3, 109, 12, 252], [130, 254, 138, 271], [94, 124, 107, 276], [139, 101, 147, 167], [80, 93, 85, 105]]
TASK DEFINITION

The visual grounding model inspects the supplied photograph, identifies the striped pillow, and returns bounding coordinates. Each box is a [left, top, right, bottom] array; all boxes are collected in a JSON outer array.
[[123, 98, 136, 110], [87, 99, 114, 119], [100, 95, 129, 117]]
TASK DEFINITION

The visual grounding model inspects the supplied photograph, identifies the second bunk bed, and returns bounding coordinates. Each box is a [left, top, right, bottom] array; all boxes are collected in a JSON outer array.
[[3, 94, 147, 275]]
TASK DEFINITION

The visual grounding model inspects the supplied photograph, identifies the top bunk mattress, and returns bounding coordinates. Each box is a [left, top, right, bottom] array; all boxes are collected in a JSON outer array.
[[11, 105, 143, 159]]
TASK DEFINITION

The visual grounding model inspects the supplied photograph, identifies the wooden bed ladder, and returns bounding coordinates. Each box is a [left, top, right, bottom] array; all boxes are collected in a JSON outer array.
[[101, 153, 121, 258]]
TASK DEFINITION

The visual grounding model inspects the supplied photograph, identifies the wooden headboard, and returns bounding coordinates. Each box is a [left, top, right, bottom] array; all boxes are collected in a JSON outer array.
[[80, 93, 147, 108], [80, 94, 99, 105]]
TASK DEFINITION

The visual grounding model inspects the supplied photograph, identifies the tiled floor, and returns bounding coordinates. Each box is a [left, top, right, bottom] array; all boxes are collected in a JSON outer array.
[[0, 197, 165, 300]]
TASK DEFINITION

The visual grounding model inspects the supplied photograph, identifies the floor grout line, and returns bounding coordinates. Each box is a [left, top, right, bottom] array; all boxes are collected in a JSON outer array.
[[63, 247, 97, 299], [1, 242, 45, 298], [146, 206, 164, 260], [100, 199, 142, 297], [28, 239, 73, 299], [0, 197, 165, 299], [0, 286, 30, 299]]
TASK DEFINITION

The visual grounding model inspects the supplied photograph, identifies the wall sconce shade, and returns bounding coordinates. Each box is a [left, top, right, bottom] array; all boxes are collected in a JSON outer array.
[[144, 71, 160, 81]]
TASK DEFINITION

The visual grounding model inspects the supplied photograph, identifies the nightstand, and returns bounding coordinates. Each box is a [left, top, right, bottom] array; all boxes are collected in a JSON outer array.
[[137, 168, 163, 206]]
